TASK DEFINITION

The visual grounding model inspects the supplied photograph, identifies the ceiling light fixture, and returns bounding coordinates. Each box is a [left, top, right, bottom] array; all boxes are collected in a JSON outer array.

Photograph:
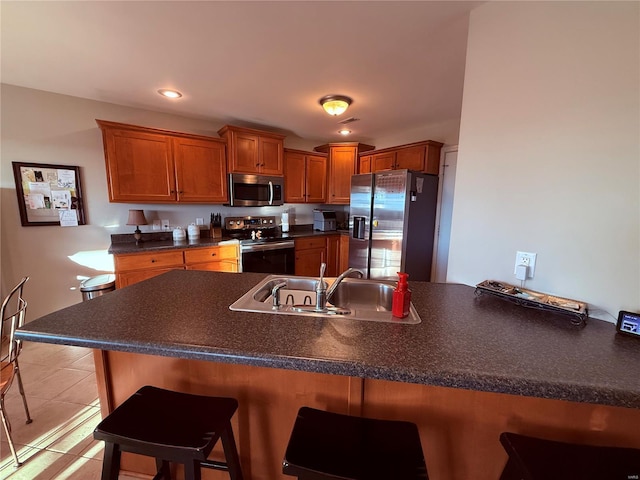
[[319, 95, 352, 116], [338, 128, 351, 136], [157, 89, 182, 99]]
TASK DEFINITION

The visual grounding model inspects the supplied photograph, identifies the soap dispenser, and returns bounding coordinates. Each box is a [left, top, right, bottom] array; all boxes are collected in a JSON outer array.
[[392, 272, 411, 318]]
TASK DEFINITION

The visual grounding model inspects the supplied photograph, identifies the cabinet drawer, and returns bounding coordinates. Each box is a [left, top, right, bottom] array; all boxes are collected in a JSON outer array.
[[184, 245, 238, 264], [185, 261, 239, 273], [295, 237, 327, 250], [115, 251, 184, 271]]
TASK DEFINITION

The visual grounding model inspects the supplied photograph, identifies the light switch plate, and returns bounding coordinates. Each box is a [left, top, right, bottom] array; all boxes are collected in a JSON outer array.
[[152, 220, 162, 231]]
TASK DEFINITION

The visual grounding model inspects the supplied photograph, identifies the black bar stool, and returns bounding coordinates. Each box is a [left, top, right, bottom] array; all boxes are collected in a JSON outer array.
[[282, 406, 429, 480], [499, 432, 640, 480], [94, 385, 244, 480]]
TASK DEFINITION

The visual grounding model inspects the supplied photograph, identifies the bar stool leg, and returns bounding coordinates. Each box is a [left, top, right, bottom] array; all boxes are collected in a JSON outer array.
[[101, 442, 121, 480], [220, 422, 244, 480], [184, 459, 202, 480], [155, 458, 172, 479]]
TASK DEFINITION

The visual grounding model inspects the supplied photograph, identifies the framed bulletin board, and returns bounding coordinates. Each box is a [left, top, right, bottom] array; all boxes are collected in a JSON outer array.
[[12, 162, 86, 227]]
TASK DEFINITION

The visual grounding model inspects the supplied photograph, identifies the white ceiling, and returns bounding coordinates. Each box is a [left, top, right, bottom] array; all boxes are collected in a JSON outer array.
[[1, 1, 480, 144]]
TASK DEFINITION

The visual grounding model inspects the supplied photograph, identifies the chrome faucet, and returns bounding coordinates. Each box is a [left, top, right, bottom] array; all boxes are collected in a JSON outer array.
[[271, 281, 288, 308], [326, 267, 364, 302], [315, 263, 328, 311]]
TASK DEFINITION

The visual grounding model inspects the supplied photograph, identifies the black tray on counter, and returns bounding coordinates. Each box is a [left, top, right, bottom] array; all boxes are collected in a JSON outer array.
[[475, 280, 589, 326]]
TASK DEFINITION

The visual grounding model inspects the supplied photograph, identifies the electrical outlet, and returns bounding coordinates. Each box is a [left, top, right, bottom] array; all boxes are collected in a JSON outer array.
[[161, 219, 170, 231], [514, 251, 537, 278]]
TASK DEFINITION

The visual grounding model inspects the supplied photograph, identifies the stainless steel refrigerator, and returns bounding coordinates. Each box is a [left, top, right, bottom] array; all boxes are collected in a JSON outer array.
[[349, 170, 439, 281]]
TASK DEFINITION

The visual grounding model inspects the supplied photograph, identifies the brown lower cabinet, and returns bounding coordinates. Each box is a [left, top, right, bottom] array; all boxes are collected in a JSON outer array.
[[294, 234, 344, 277], [94, 351, 640, 480], [114, 245, 239, 288]]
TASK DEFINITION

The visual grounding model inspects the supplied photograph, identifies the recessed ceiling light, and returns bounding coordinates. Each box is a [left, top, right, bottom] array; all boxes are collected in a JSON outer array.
[[157, 89, 182, 99], [338, 129, 351, 135]]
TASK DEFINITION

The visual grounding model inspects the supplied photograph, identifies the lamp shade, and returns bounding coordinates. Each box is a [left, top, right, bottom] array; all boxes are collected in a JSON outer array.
[[319, 95, 352, 116], [126, 209, 148, 226]]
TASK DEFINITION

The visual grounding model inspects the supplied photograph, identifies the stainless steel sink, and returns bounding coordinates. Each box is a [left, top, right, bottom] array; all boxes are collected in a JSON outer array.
[[229, 275, 421, 324]]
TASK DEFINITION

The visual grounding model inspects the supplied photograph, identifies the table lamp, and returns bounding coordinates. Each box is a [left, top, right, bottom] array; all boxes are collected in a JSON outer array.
[[126, 209, 148, 245]]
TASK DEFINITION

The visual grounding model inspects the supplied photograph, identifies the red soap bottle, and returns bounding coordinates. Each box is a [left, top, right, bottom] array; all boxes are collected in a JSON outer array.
[[392, 272, 411, 318]]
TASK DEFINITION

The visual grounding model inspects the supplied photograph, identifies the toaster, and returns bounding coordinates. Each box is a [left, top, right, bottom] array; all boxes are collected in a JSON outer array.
[[313, 210, 337, 232]]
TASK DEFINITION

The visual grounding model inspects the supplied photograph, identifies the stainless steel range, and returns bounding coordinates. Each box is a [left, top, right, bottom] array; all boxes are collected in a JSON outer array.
[[224, 216, 295, 274]]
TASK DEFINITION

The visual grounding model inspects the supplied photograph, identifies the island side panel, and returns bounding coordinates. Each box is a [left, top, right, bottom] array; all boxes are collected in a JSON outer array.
[[99, 350, 362, 480], [363, 378, 640, 480]]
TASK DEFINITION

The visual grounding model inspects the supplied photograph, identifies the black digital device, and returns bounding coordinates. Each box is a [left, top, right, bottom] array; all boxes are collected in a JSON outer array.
[[616, 310, 640, 338]]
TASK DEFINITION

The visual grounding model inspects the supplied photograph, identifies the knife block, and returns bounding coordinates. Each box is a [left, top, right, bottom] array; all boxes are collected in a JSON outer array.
[[210, 226, 222, 239]]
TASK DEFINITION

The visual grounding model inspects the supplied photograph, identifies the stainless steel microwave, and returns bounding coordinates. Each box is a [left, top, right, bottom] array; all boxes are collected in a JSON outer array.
[[227, 173, 284, 206]]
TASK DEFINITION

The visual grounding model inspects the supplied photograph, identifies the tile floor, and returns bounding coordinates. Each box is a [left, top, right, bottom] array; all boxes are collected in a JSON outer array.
[[0, 342, 142, 480]]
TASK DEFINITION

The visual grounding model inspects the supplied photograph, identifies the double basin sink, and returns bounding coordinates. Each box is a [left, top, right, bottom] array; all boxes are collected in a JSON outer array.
[[229, 275, 421, 324]]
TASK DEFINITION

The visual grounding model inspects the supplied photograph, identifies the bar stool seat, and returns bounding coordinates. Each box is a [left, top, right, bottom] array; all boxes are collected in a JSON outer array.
[[94, 385, 243, 480], [283, 406, 429, 480], [499, 432, 640, 480]]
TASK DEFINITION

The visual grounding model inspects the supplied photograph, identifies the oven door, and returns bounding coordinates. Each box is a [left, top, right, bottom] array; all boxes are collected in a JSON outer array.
[[241, 241, 295, 274]]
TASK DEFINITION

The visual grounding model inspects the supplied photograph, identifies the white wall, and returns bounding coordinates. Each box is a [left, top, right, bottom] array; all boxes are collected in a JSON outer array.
[[448, 2, 639, 320], [0, 85, 329, 320]]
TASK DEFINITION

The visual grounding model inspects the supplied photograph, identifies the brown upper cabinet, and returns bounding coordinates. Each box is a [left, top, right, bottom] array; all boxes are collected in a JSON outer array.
[[218, 125, 285, 176], [97, 120, 228, 204], [283, 149, 328, 204], [358, 140, 444, 176], [314, 142, 375, 204]]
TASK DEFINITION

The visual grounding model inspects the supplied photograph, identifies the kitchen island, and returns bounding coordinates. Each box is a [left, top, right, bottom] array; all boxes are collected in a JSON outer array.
[[16, 270, 640, 479]]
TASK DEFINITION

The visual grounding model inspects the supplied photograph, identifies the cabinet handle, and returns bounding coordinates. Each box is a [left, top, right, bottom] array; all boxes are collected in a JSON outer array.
[[211, 253, 217, 257], [151, 259, 157, 263], [170, 190, 175, 193], [178, 190, 184, 194]]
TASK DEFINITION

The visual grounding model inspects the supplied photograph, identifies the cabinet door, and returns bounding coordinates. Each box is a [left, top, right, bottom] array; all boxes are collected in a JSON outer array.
[[359, 155, 372, 174], [259, 136, 284, 175], [395, 145, 425, 172], [174, 138, 228, 203], [103, 128, 176, 202], [326, 235, 341, 276], [371, 152, 396, 172], [230, 131, 260, 174], [295, 247, 326, 277], [327, 146, 357, 204], [283, 151, 306, 203], [305, 155, 327, 203]]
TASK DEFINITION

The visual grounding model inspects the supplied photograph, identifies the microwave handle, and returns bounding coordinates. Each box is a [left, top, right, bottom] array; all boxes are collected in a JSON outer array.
[[268, 181, 274, 205]]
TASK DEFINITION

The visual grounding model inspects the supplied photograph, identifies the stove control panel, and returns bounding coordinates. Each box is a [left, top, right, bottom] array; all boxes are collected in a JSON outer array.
[[225, 216, 276, 231]]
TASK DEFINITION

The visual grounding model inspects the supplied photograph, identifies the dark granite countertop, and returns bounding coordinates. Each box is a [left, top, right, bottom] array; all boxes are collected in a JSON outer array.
[[108, 228, 347, 255], [16, 270, 640, 409]]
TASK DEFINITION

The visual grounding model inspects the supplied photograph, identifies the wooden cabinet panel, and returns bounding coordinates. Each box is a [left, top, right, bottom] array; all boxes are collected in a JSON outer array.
[[284, 150, 327, 204], [115, 251, 185, 271], [173, 138, 227, 203], [395, 145, 425, 171], [185, 261, 238, 272], [102, 128, 176, 203], [361, 140, 443, 176], [260, 136, 283, 175], [339, 234, 350, 273], [327, 146, 357, 204], [115, 245, 239, 288], [326, 235, 340, 277], [305, 155, 327, 203], [97, 120, 228, 204], [219, 125, 285, 175], [231, 132, 260, 173], [283, 151, 306, 203], [359, 155, 372, 174], [183, 245, 239, 264], [295, 237, 327, 277], [372, 151, 396, 171]]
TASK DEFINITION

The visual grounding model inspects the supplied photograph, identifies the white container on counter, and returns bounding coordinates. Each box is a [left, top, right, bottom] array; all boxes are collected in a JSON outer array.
[[281, 212, 289, 233], [187, 223, 200, 240], [173, 227, 186, 241]]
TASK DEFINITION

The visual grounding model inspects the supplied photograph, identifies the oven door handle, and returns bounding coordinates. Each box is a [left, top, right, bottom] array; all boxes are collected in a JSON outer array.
[[241, 241, 294, 253]]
